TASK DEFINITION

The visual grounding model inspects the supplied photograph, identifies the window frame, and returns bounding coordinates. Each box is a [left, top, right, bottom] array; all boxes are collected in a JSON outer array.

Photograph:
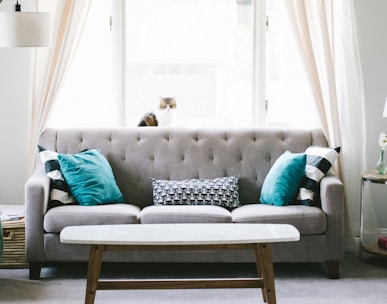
[[112, 0, 268, 127]]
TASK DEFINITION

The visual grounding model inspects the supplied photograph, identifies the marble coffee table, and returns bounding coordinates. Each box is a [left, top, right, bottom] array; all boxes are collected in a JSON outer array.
[[60, 223, 300, 304]]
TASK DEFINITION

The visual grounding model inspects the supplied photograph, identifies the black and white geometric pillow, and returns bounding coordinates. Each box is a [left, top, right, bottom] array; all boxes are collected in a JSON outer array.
[[297, 146, 340, 206], [38, 145, 77, 209], [152, 176, 241, 210]]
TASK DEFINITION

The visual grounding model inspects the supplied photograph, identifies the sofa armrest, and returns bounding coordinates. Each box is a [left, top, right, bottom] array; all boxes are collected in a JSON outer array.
[[320, 173, 345, 261], [25, 167, 50, 263]]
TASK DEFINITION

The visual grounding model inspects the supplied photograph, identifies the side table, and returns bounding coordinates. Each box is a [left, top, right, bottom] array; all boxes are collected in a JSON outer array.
[[360, 170, 387, 259]]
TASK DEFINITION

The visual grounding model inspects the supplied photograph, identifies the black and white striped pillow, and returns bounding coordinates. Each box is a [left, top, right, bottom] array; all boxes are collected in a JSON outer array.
[[297, 146, 340, 206], [38, 145, 77, 210]]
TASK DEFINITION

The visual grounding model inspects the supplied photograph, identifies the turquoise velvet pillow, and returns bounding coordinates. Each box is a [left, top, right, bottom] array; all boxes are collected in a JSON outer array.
[[260, 151, 306, 206], [57, 149, 124, 206]]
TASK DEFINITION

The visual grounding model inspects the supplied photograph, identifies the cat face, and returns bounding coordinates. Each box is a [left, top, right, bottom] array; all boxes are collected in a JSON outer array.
[[159, 97, 177, 111]]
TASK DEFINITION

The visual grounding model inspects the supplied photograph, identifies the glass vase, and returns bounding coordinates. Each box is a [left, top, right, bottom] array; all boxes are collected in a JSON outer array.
[[376, 148, 386, 174]]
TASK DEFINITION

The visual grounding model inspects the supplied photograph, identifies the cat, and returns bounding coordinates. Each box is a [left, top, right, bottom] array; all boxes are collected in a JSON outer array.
[[138, 97, 177, 127], [137, 111, 158, 126]]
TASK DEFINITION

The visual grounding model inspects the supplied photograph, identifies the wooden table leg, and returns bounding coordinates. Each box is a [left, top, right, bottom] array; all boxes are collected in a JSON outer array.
[[85, 245, 104, 304], [255, 243, 276, 304], [254, 246, 268, 303]]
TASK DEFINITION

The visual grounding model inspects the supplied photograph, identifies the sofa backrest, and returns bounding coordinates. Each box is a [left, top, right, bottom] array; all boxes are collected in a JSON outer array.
[[38, 127, 327, 208]]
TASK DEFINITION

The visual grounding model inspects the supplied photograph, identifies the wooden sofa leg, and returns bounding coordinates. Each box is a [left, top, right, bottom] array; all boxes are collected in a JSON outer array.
[[326, 260, 340, 279], [29, 262, 42, 280]]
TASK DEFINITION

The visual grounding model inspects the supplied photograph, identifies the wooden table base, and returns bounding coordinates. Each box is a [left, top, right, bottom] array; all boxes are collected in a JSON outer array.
[[84, 243, 276, 304]]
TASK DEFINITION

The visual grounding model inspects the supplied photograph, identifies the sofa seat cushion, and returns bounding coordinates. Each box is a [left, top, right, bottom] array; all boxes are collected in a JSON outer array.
[[231, 204, 326, 235], [140, 205, 232, 224], [44, 204, 140, 233]]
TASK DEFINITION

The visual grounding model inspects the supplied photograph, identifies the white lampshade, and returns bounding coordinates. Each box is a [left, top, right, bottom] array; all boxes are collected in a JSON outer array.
[[383, 96, 387, 118], [0, 12, 51, 47]]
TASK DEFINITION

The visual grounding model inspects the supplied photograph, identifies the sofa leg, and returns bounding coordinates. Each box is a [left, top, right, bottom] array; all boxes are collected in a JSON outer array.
[[29, 262, 42, 280], [326, 260, 340, 279]]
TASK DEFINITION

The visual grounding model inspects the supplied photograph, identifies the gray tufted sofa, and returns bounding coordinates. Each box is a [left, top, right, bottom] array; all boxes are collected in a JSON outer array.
[[25, 127, 344, 280]]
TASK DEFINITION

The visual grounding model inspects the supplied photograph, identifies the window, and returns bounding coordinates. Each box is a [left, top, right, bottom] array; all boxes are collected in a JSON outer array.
[[46, 1, 115, 128], [266, 0, 318, 128], [122, 0, 256, 127], [47, 0, 318, 129]]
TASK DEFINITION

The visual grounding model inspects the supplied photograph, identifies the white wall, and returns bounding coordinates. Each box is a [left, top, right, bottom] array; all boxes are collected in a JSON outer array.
[[0, 47, 30, 205], [354, 0, 387, 229], [0, 1, 32, 205], [0, 1, 387, 234]]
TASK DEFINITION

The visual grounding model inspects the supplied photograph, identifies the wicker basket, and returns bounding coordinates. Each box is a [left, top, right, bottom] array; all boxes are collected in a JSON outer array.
[[0, 218, 28, 268]]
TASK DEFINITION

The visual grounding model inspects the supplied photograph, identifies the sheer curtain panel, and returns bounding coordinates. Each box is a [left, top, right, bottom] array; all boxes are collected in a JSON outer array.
[[27, 0, 92, 176], [286, 0, 366, 242]]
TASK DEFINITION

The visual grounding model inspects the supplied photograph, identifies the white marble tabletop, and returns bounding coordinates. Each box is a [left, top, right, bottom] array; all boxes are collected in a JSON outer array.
[[60, 223, 300, 246]]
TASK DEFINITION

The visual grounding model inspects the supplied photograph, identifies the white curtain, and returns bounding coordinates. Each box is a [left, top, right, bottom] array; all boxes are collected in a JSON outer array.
[[27, 0, 92, 175], [286, 0, 367, 243]]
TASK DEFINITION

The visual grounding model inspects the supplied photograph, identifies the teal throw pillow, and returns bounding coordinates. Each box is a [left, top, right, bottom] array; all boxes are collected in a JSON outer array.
[[260, 151, 306, 206], [57, 149, 124, 206]]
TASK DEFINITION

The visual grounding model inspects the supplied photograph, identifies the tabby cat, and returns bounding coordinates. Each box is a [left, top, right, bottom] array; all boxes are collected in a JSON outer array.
[[138, 97, 177, 127]]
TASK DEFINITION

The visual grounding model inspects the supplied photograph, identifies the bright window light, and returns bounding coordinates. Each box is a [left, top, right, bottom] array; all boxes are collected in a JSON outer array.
[[47, 0, 318, 129], [123, 0, 255, 127]]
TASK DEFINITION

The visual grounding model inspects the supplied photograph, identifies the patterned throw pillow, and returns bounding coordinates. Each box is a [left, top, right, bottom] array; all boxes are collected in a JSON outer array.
[[152, 176, 241, 210], [297, 146, 341, 206], [37, 145, 76, 210]]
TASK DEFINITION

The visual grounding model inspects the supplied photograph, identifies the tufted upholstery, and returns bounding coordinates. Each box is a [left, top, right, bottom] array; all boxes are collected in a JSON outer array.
[[26, 127, 344, 279], [38, 127, 327, 208]]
